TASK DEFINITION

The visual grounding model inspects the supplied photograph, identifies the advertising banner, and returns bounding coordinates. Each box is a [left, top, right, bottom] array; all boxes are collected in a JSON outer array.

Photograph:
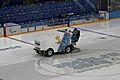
[[29, 27, 35, 32], [21, 28, 28, 33], [4, 23, 21, 36], [36, 26, 43, 30]]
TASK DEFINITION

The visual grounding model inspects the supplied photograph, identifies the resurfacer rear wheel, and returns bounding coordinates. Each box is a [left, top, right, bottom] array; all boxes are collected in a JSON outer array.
[[65, 45, 72, 53]]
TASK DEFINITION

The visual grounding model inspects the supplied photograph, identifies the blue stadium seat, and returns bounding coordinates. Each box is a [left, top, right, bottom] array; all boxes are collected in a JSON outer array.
[[0, 0, 98, 23]]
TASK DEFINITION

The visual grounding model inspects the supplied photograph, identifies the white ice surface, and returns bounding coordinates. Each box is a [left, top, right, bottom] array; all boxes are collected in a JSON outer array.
[[0, 19, 120, 80]]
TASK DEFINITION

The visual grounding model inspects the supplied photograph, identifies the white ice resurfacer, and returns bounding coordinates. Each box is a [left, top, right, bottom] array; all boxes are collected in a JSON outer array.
[[33, 28, 80, 57]]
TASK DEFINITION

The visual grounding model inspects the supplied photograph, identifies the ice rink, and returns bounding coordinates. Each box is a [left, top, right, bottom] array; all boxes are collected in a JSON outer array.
[[0, 19, 120, 80]]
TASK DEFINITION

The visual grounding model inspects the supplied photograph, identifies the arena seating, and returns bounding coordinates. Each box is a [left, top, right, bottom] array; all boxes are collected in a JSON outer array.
[[0, 0, 98, 24]]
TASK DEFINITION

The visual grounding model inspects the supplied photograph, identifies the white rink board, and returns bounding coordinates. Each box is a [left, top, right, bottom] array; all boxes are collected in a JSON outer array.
[[43, 25, 53, 29], [54, 24, 64, 27], [84, 18, 93, 22], [21, 28, 28, 32], [71, 20, 84, 25], [29, 27, 35, 31], [63, 24, 67, 26], [0, 28, 4, 36], [36, 26, 43, 30], [93, 18, 99, 21]]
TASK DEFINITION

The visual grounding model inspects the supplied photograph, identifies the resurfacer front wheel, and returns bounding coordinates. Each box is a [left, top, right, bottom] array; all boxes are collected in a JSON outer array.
[[45, 48, 54, 57]]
